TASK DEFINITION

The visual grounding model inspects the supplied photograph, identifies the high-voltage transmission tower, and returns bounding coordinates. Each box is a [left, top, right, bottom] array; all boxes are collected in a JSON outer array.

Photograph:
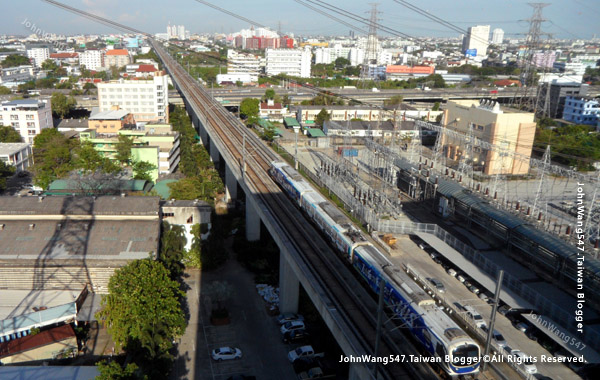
[[531, 145, 551, 218], [514, 3, 550, 113], [359, 3, 381, 86]]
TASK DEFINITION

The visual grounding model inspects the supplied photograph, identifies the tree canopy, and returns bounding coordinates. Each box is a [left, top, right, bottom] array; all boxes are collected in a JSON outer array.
[[32, 128, 77, 189], [239, 98, 259, 125], [96, 259, 186, 360], [2, 54, 30, 68], [132, 160, 157, 182], [0, 125, 23, 142], [51, 92, 76, 118], [315, 108, 331, 128], [115, 135, 134, 165], [159, 222, 186, 280], [0, 161, 15, 192]]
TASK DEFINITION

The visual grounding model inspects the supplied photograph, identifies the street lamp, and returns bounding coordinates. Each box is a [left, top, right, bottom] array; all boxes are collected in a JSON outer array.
[[293, 126, 300, 170]]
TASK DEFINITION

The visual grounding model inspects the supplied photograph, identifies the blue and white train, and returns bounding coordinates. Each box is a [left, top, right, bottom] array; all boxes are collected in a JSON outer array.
[[271, 161, 481, 377]]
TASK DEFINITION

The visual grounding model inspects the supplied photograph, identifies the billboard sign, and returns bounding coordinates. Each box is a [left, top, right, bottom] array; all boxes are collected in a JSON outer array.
[[465, 49, 477, 57]]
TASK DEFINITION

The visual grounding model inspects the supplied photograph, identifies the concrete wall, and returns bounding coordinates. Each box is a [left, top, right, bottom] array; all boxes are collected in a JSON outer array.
[[0, 337, 78, 364]]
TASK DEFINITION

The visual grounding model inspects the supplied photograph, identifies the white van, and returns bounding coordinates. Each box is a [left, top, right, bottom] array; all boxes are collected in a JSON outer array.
[[464, 305, 487, 329]]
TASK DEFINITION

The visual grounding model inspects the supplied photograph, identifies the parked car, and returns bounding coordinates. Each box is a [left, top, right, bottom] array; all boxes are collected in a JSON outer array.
[[299, 367, 324, 379], [457, 274, 466, 283], [281, 320, 306, 335], [463, 280, 472, 288], [276, 313, 304, 325], [464, 305, 487, 329], [492, 330, 507, 348], [283, 329, 310, 344], [498, 304, 513, 315], [447, 268, 457, 277], [525, 328, 539, 341], [515, 321, 531, 333], [288, 345, 324, 363], [427, 278, 445, 293], [514, 351, 537, 374], [503, 346, 520, 359], [418, 242, 431, 250], [478, 292, 489, 302], [468, 285, 480, 295], [212, 347, 242, 361]]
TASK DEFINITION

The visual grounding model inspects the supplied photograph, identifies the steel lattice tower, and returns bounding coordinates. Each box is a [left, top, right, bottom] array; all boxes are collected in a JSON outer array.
[[514, 3, 550, 113], [359, 3, 381, 86]]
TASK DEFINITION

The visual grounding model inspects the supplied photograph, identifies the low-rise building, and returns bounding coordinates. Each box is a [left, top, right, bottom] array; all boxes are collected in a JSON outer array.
[[323, 119, 419, 139], [88, 109, 135, 134], [293, 105, 440, 124], [259, 99, 285, 120], [0, 66, 34, 87], [563, 96, 600, 126], [0, 324, 77, 364], [385, 65, 434, 79], [0, 143, 33, 172], [79, 123, 180, 181], [104, 49, 131, 69], [49, 52, 79, 66], [442, 99, 536, 175], [0, 99, 53, 144], [227, 50, 260, 82]]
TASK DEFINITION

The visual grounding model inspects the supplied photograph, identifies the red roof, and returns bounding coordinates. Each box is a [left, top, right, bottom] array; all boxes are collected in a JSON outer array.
[[260, 102, 283, 110], [106, 49, 129, 56], [136, 64, 157, 73], [386, 65, 434, 75], [50, 52, 78, 59], [0, 325, 75, 359]]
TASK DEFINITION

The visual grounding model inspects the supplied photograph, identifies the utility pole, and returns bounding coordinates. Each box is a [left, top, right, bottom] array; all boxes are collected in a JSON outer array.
[[482, 270, 504, 372]]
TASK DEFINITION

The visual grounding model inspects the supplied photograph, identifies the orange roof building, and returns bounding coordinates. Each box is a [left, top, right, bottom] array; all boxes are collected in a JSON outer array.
[[105, 49, 131, 69]]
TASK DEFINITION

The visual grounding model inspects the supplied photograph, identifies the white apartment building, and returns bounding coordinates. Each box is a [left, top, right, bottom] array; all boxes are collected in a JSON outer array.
[[26, 48, 49, 67], [79, 50, 105, 71], [462, 25, 490, 57], [0, 99, 53, 144], [97, 74, 169, 123], [226, 50, 260, 82], [314, 45, 365, 66], [265, 48, 311, 78], [0, 143, 33, 172], [553, 61, 587, 76], [563, 96, 600, 126], [491, 28, 504, 44]]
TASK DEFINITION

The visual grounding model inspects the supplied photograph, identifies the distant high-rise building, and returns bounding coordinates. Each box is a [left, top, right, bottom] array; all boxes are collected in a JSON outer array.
[[462, 25, 490, 57], [491, 28, 504, 44], [177, 25, 186, 40], [265, 48, 311, 78]]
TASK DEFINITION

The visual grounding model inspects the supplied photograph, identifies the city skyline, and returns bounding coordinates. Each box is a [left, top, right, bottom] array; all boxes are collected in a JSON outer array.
[[1, 0, 599, 40]]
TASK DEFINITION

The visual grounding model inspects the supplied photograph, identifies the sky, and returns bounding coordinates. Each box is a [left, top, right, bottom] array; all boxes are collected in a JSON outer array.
[[2, 0, 600, 40]]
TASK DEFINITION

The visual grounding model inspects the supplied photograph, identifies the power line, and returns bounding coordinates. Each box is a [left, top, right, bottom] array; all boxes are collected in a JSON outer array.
[[293, 0, 368, 35]]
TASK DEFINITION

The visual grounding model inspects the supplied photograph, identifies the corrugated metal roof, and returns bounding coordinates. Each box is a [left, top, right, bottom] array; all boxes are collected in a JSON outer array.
[[284, 117, 300, 127], [513, 224, 577, 260], [307, 128, 326, 137]]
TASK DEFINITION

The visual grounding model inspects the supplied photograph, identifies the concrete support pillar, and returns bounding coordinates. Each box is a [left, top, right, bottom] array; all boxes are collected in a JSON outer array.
[[209, 138, 220, 163], [225, 165, 237, 203], [199, 124, 208, 146], [348, 363, 370, 380], [278, 253, 299, 313], [245, 196, 260, 241]]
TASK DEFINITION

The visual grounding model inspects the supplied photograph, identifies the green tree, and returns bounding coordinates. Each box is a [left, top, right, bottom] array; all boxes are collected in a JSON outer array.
[[334, 57, 350, 69], [51, 92, 76, 118], [96, 259, 186, 359], [32, 128, 76, 189], [432, 101, 441, 111], [0, 125, 23, 142], [96, 361, 141, 380], [383, 95, 403, 108], [17, 81, 35, 93], [260, 124, 276, 142], [132, 160, 157, 182], [282, 94, 291, 106], [75, 141, 120, 174], [160, 222, 186, 279], [115, 135, 134, 165], [0, 86, 12, 95], [314, 108, 331, 128], [263, 88, 276, 101], [41, 59, 59, 73], [239, 98, 259, 125], [83, 82, 96, 94], [0, 160, 15, 192], [2, 54, 30, 68]]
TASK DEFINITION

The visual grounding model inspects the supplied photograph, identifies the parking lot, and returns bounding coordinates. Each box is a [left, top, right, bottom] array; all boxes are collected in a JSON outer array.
[[171, 253, 299, 380]]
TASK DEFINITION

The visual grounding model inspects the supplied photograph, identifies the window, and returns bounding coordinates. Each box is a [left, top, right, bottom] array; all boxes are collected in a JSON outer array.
[[26, 114, 34, 120], [163, 212, 174, 217], [10, 115, 18, 120], [28, 129, 36, 135], [11, 122, 19, 128], [26, 122, 35, 128]]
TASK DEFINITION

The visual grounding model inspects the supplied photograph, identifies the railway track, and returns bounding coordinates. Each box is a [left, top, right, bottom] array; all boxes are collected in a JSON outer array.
[[153, 40, 439, 380]]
